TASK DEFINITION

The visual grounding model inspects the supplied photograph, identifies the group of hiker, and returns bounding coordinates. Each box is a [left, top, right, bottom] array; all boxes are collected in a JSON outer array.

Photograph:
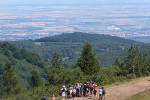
[[41, 81, 106, 100], [59, 81, 106, 100]]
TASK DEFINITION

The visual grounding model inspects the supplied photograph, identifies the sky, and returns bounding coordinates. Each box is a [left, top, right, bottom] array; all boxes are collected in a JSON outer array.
[[1, 0, 150, 7]]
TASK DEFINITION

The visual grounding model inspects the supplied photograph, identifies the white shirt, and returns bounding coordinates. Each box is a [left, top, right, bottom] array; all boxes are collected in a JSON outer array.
[[99, 89, 103, 94]]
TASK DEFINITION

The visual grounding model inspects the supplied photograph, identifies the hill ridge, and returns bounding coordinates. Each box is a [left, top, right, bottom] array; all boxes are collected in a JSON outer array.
[[11, 32, 149, 66]]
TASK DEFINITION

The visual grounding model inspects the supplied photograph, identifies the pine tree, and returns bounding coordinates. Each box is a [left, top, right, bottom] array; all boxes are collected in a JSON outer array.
[[113, 57, 121, 67], [140, 51, 149, 76], [52, 53, 62, 68], [124, 46, 148, 76], [0, 61, 21, 96], [29, 69, 42, 87], [77, 41, 100, 75]]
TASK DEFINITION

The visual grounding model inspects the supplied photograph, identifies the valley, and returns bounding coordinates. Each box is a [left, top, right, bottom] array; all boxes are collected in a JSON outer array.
[[0, 1, 150, 41]]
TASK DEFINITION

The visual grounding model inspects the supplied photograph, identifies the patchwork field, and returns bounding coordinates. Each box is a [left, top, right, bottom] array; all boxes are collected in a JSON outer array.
[[0, 1, 150, 41]]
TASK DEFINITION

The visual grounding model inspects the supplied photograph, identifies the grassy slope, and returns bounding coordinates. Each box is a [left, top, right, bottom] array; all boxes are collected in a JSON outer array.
[[127, 89, 150, 100]]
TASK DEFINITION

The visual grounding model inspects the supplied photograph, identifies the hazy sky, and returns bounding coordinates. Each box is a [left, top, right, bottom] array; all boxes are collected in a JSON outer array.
[[1, 0, 150, 7]]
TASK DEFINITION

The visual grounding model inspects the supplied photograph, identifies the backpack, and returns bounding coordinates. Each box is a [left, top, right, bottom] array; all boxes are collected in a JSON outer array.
[[103, 89, 106, 94], [94, 87, 97, 92], [59, 89, 62, 95], [91, 84, 94, 89]]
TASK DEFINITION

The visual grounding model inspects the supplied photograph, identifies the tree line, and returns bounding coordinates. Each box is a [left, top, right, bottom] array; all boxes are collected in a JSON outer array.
[[12, 32, 147, 66]]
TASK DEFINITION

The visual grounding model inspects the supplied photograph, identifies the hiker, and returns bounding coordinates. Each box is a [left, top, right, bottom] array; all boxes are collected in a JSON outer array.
[[72, 87, 76, 100], [76, 82, 80, 97], [83, 83, 87, 96], [80, 84, 83, 97], [67, 87, 71, 99], [59, 88, 62, 99], [102, 87, 106, 100], [52, 94, 55, 100], [70, 86, 73, 98], [41, 94, 47, 100], [61, 86, 66, 100], [99, 87, 103, 100], [90, 82, 94, 96], [93, 84, 97, 100], [86, 82, 90, 96]]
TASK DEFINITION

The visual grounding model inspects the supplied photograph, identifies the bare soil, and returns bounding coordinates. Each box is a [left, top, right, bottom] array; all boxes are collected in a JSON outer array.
[[106, 77, 150, 100]]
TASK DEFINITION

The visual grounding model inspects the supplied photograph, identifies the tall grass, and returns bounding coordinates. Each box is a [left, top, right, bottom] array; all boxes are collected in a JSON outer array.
[[127, 89, 150, 100]]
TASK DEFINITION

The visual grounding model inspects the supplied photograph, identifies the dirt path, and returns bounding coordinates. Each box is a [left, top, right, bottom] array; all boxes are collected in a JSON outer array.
[[106, 76, 150, 100], [66, 76, 150, 100]]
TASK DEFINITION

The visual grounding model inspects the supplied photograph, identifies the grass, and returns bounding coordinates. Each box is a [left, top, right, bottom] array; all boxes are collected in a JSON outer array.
[[34, 42, 42, 46], [127, 89, 150, 100]]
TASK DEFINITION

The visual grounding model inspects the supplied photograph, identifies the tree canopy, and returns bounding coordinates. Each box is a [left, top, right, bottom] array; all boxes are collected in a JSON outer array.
[[77, 41, 100, 75]]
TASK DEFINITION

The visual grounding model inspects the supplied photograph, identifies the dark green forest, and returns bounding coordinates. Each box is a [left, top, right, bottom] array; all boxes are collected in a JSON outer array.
[[0, 42, 50, 87], [11, 32, 150, 66], [1, 33, 150, 99]]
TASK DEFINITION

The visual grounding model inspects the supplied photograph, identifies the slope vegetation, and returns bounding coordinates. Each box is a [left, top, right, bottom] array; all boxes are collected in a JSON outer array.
[[11, 32, 150, 66], [128, 89, 150, 100], [0, 42, 49, 87]]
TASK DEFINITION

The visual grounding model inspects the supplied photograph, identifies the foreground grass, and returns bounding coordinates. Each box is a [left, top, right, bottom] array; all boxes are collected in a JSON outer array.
[[127, 89, 150, 100]]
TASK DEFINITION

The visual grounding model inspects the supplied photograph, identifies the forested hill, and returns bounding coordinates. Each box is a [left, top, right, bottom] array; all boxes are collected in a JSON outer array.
[[0, 42, 50, 87], [36, 32, 138, 45], [11, 32, 149, 66]]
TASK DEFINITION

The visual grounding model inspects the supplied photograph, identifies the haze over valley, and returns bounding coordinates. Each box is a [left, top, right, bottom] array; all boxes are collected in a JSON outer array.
[[0, 0, 150, 41]]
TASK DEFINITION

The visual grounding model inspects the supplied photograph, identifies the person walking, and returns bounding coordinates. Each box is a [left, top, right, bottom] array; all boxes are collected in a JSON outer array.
[[52, 94, 55, 100], [59, 88, 62, 99], [99, 87, 103, 100], [61, 86, 66, 100], [90, 82, 94, 96], [93, 85, 97, 100], [83, 83, 87, 97], [67, 87, 71, 99], [76, 82, 80, 97], [80, 84, 83, 97], [72, 87, 76, 100], [86, 82, 90, 97], [41, 94, 47, 100], [102, 87, 106, 100]]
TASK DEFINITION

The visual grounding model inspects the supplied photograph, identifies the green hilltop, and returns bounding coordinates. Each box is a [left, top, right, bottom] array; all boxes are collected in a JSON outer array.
[[11, 32, 149, 66]]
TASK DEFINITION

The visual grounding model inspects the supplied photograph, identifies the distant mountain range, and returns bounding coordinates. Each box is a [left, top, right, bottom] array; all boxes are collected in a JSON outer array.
[[11, 32, 150, 66]]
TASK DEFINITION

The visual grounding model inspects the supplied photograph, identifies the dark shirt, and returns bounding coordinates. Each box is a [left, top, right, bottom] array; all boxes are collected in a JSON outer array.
[[41, 96, 47, 100]]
